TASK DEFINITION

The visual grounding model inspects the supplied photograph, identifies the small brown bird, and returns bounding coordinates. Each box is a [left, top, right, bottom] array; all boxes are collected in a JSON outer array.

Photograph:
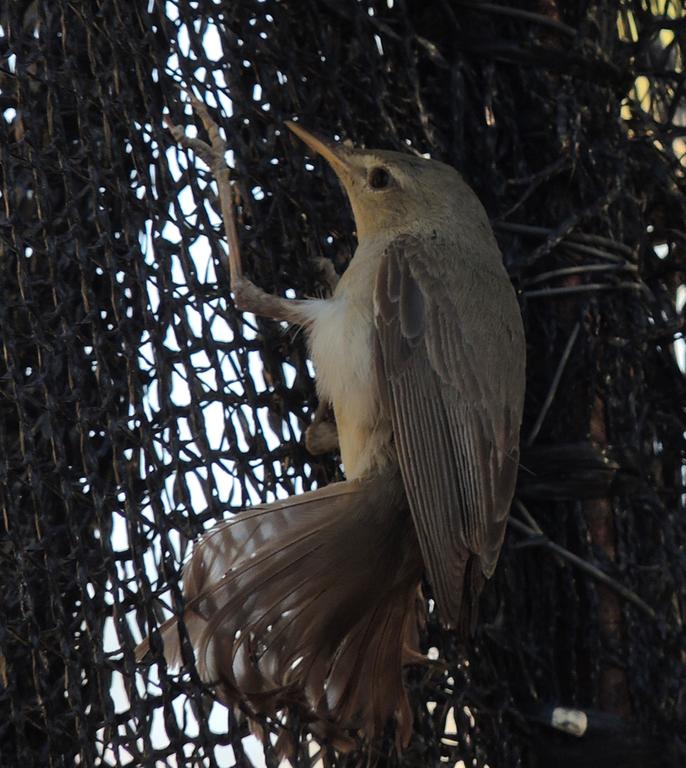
[[138, 115, 526, 751]]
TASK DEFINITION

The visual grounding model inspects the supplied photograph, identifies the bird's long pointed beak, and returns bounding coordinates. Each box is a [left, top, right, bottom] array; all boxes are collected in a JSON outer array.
[[285, 121, 352, 180]]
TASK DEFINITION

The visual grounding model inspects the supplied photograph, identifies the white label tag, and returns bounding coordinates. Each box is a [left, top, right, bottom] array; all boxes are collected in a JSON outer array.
[[551, 707, 588, 737]]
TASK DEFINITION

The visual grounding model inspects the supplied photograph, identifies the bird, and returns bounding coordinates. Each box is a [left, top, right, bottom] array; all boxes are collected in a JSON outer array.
[[137, 113, 526, 753]]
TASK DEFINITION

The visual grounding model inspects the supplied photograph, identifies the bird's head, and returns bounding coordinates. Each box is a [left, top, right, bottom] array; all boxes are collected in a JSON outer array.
[[286, 122, 480, 242]]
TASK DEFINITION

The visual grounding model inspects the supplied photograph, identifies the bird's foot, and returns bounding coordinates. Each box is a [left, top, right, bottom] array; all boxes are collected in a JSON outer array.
[[305, 401, 339, 455]]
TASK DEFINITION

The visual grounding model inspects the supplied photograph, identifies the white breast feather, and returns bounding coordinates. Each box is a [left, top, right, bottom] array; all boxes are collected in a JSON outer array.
[[305, 296, 385, 477]]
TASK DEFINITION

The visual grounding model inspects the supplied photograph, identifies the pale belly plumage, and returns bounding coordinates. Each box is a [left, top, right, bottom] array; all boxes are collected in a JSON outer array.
[[305, 292, 392, 479]]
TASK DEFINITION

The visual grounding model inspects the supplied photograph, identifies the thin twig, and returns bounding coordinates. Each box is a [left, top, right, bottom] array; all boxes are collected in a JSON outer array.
[[523, 263, 636, 287], [525, 185, 623, 266], [561, 241, 627, 265], [524, 283, 642, 299], [494, 221, 557, 237], [568, 232, 635, 258], [501, 157, 572, 220], [165, 93, 243, 287], [513, 499, 544, 534], [526, 322, 580, 446], [514, 499, 564, 566], [506, 156, 571, 187], [454, 0, 577, 38], [508, 517, 657, 619], [493, 221, 635, 259], [165, 94, 315, 326]]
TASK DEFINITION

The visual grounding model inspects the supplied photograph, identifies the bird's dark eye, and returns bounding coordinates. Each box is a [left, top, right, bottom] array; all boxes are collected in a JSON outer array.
[[368, 166, 391, 189]]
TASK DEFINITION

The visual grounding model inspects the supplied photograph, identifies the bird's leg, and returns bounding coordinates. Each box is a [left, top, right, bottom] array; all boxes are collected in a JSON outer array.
[[305, 400, 339, 455], [165, 94, 314, 326], [316, 256, 339, 295]]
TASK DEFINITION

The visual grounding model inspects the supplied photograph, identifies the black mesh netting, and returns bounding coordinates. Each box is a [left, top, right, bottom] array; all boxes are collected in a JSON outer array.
[[1, 1, 685, 766]]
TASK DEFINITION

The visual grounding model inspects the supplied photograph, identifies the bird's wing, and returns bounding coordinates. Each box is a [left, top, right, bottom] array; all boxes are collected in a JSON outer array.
[[373, 234, 525, 626]]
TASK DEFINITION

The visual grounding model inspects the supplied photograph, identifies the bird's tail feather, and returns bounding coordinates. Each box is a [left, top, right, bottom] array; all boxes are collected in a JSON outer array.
[[138, 471, 425, 749]]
